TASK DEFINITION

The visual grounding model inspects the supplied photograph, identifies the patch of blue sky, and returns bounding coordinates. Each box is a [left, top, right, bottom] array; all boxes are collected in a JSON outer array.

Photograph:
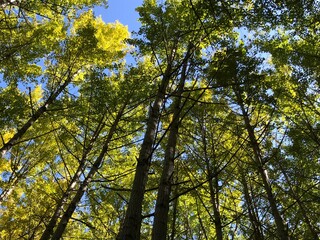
[[94, 0, 143, 32], [94, 0, 143, 65]]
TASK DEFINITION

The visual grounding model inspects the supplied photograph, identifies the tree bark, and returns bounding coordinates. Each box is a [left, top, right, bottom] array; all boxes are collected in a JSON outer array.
[[196, 107, 224, 240], [202, 122, 223, 240], [207, 164, 223, 240], [170, 178, 179, 240], [0, 171, 20, 205], [151, 52, 189, 240], [116, 65, 172, 240]]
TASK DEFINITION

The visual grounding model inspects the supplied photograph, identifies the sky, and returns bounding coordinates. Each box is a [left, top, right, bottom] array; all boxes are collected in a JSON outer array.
[[94, 0, 144, 65], [94, 0, 144, 32]]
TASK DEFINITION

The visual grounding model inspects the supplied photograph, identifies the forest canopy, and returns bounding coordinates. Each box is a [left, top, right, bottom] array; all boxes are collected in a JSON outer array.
[[0, 0, 319, 239]]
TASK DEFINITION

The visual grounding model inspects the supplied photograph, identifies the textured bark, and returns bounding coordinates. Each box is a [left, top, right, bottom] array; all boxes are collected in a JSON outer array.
[[40, 171, 81, 240], [151, 55, 188, 240], [0, 169, 20, 205], [170, 182, 179, 240], [50, 104, 126, 240], [116, 65, 172, 240], [208, 165, 223, 240], [0, 185, 15, 205]]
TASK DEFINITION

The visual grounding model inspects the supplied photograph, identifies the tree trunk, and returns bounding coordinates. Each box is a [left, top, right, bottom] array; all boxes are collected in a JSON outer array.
[[50, 104, 126, 240], [170, 178, 179, 240], [207, 164, 223, 240], [234, 85, 289, 240], [116, 65, 173, 240], [40, 116, 105, 240], [197, 106, 223, 240], [202, 128, 223, 240], [240, 170, 264, 240], [40, 169, 82, 240], [0, 172, 19, 205], [151, 53, 188, 240]]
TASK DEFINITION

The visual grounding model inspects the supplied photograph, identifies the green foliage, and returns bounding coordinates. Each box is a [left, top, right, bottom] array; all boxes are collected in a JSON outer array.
[[0, 0, 319, 239]]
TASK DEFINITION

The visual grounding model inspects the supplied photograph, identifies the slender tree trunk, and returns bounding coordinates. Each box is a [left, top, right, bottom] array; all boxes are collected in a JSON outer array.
[[0, 173, 19, 205], [234, 85, 289, 240], [40, 169, 81, 240], [203, 137, 223, 239], [170, 178, 179, 240], [240, 170, 264, 240], [0, 76, 73, 206], [50, 104, 126, 240], [116, 64, 173, 240], [196, 196, 209, 240], [151, 54, 188, 240], [1, 73, 72, 156], [198, 108, 223, 240], [40, 117, 105, 240], [279, 163, 319, 240], [207, 164, 223, 240]]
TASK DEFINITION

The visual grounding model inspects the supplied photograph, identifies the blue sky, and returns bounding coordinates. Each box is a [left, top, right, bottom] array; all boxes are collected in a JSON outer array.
[[94, 0, 144, 32]]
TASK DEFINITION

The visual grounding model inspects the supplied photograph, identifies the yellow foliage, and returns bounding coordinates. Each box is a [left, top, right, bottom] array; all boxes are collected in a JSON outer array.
[[70, 10, 130, 66], [279, 64, 293, 77], [0, 129, 15, 149], [94, 19, 129, 52], [73, 70, 86, 83], [72, 10, 129, 50], [31, 85, 43, 103], [0, 159, 9, 176]]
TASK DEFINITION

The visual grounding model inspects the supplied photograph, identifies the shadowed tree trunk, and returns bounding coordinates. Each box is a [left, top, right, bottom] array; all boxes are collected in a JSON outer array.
[[170, 175, 179, 240], [151, 46, 191, 240], [39, 115, 106, 240], [233, 83, 289, 240], [207, 162, 223, 240], [240, 169, 264, 240], [199, 112, 223, 240], [50, 103, 127, 240], [116, 64, 173, 240]]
